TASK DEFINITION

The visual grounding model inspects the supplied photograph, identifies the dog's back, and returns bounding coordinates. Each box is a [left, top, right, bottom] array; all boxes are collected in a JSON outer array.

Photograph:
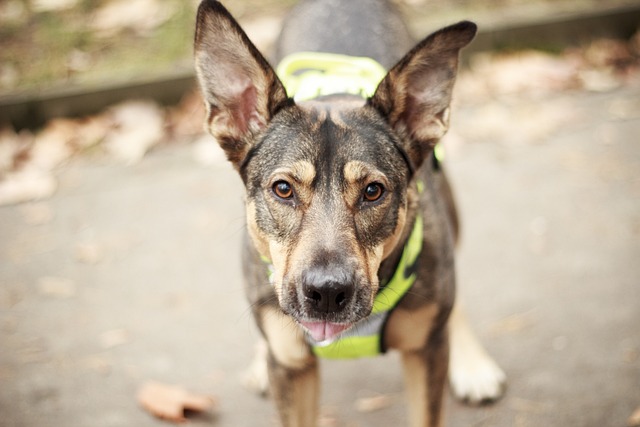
[[276, 0, 413, 68]]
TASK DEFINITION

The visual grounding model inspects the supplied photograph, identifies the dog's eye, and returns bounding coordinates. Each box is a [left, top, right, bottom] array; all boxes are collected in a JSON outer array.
[[363, 183, 384, 202], [273, 180, 294, 200]]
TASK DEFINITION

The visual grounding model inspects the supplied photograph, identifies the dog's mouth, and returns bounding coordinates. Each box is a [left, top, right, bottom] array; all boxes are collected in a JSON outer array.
[[298, 320, 352, 343]]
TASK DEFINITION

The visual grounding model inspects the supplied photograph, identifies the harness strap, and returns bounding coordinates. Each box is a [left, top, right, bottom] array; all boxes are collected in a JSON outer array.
[[276, 52, 387, 101]]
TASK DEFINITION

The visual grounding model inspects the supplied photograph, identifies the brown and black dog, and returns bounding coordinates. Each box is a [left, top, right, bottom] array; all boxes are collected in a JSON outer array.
[[194, 0, 506, 425]]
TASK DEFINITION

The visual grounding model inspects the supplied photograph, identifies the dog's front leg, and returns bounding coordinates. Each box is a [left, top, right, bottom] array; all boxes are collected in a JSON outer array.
[[268, 352, 319, 427], [400, 328, 449, 427], [261, 307, 319, 427]]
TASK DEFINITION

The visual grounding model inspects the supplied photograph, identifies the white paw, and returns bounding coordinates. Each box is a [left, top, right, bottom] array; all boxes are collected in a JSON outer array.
[[448, 351, 506, 404], [241, 339, 270, 396]]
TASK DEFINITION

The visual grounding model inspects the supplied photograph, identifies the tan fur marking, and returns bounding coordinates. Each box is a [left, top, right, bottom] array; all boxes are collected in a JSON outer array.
[[246, 200, 270, 259], [342, 161, 390, 208], [402, 351, 429, 427], [261, 307, 313, 370], [381, 205, 406, 259], [272, 161, 316, 205], [280, 365, 319, 427], [268, 240, 289, 296], [385, 304, 439, 351], [401, 350, 434, 427], [273, 161, 316, 188]]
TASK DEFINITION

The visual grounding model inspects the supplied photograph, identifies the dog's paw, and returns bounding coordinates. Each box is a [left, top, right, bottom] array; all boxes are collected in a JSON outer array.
[[448, 350, 506, 404], [241, 340, 270, 397]]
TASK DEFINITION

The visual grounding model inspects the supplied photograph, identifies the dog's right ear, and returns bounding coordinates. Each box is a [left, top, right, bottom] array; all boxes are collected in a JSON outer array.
[[194, 0, 290, 169]]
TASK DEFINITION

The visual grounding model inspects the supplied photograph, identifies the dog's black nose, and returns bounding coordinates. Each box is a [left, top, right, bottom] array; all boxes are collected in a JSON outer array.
[[301, 267, 355, 314]]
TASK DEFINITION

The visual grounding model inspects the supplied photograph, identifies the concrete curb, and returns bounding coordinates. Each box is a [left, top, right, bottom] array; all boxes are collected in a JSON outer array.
[[1, 3, 639, 130]]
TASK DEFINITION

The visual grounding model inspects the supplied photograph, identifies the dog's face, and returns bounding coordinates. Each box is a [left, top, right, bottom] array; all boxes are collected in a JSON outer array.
[[194, 0, 475, 341], [242, 100, 411, 339]]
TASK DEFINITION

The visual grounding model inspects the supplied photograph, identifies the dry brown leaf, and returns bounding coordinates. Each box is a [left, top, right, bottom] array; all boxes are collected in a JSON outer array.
[[71, 115, 113, 151], [29, 119, 77, 171], [0, 170, 57, 206], [0, 126, 33, 175], [579, 69, 621, 92], [629, 407, 640, 427], [104, 100, 165, 164], [468, 51, 579, 98], [137, 381, 216, 423], [354, 393, 394, 413], [74, 242, 104, 264], [166, 90, 206, 138], [490, 309, 537, 336], [583, 38, 633, 69]]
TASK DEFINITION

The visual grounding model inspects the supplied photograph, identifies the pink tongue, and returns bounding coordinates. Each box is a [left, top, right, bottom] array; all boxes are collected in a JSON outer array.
[[300, 321, 350, 342]]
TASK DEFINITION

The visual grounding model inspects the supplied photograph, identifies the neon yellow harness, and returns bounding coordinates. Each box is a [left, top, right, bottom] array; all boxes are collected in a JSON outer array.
[[266, 52, 424, 359], [276, 52, 388, 102]]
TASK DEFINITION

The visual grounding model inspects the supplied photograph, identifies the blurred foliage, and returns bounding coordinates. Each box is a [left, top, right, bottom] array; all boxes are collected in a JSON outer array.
[[0, 0, 295, 90], [0, 0, 634, 91]]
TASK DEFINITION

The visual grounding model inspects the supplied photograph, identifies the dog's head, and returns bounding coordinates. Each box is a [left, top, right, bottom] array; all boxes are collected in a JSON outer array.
[[194, 0, 475, 342]]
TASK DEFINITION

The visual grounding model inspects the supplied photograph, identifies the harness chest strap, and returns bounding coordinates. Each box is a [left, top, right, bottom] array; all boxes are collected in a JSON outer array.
[[276, 51, 388, 101]]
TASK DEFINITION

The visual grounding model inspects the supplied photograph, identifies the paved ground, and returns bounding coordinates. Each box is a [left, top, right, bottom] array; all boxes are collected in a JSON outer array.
[[1, 80, 639, 426]]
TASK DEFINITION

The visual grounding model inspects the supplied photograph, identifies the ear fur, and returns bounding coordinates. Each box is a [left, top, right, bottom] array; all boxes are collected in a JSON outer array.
[[194, 0, 291, 168], [369, 21, 477, 171]]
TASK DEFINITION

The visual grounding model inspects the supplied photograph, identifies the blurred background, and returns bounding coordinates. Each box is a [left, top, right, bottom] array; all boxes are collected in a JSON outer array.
[[1, 0, 639, 426]]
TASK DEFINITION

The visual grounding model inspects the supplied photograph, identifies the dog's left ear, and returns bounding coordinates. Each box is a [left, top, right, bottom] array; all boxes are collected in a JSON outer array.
[[369, 21, 477, 171], [194, 0, 290, 169]]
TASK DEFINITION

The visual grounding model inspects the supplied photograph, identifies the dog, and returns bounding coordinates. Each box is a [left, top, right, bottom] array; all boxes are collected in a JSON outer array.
[[194, 0, 506, 425]]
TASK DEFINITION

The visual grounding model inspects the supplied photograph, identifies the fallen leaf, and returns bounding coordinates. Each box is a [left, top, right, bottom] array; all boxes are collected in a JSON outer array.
[[467, 51, 579, 98], [104, 100, 165, 164], [579, 69, 620, 92], [29, 119, 76, 172], [0, 126, 32, 175], [137, 381, 216, 423], [354, 393, 394, 413], [583, 38, 633, 69], [629, 407, 640, 427], [490, 309, 537, 336], [71, 115, 112, 151], [0, 170, 57, 206], [74, 242, 104, 264], [37, 276, 76, 298], [166, 90, 206, 138]]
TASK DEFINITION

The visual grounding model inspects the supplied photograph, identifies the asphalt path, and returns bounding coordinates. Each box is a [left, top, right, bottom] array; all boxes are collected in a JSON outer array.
[[1, 82, 639, 426]]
